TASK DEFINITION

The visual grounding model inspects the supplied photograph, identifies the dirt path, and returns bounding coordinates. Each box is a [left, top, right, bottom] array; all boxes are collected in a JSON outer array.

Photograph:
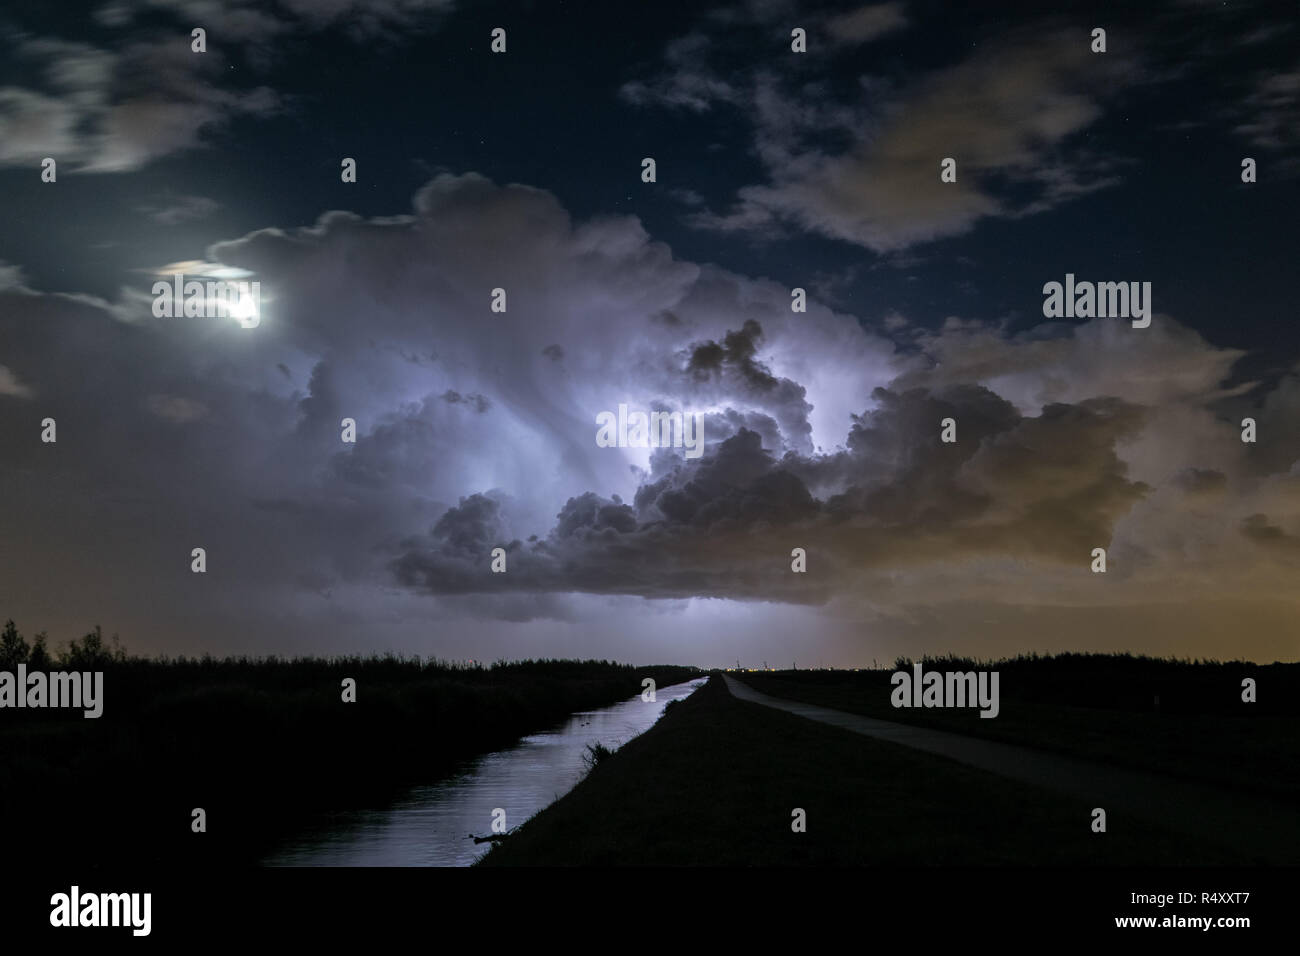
[[722, 675, 1299, 863]]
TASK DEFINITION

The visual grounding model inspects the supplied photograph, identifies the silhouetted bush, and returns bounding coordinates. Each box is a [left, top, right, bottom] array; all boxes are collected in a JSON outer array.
[[580, 741, 615, 775]]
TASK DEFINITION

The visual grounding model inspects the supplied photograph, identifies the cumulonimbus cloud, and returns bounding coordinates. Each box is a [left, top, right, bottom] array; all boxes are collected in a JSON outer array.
[[2, 172, 1298, 659]]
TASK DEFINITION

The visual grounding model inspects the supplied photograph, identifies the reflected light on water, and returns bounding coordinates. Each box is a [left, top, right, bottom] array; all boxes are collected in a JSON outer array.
[[265, 678, 705, 866]]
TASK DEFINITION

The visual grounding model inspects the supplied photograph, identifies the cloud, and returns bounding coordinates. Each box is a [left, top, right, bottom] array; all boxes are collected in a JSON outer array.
[[1235, 61, 1300, 158], [718, 28, 1125, 250], [825, 3, 908, 45], [2, 171, 1297, 662], [1173, 467, 1227, 497], [0, 172, 895, 642], [891, 313, 1250, 412], [626, 17, 1129, 252], [0, 365, 34, 398], [388, 384, 1154, 603], [619, 32, 740, 112], [0, 33, 282, 172], [1240, 513, 1300, 557], [0, 0, 454, 172], [0, 262, 26, 291], [138, 194, 221, 225], [146, 394, 209, 422]]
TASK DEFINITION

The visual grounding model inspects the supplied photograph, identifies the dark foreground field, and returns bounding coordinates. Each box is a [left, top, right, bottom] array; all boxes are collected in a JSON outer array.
[[480, 675, 1260, 866], [0, 621, 696, 866], [740, 654, 1300, 802]]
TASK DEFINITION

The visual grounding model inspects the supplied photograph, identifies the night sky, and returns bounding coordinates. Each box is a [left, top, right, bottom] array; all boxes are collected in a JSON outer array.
[[1, 0, 1297, 666]]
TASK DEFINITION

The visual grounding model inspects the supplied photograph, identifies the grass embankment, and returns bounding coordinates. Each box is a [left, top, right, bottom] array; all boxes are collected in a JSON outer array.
[[0, 625, 696, 866], [738, 654, 1300, 802], [480, 675, 1253, 865]]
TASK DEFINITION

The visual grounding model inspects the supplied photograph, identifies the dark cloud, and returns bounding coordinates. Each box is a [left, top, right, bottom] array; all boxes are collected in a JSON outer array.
[[683, 319, 815, 452], [441, 390, 491, 413], [1241, 513, 1300, 556], [1174, 467, 1227, 496], [389, 385, 1152, 601]]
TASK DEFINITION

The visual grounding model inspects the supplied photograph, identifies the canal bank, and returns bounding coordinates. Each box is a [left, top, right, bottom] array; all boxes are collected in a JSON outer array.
[[266, 678, 706, 866]]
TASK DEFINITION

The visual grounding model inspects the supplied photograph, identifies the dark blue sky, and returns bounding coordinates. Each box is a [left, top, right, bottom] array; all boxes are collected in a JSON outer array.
[[2, 0, 1294, 361]]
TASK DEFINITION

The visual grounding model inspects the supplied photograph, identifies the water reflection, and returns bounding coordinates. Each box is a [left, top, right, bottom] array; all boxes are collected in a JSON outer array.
[[266, 678, 705, 866]]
